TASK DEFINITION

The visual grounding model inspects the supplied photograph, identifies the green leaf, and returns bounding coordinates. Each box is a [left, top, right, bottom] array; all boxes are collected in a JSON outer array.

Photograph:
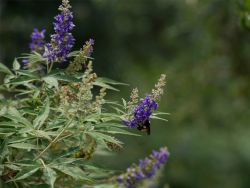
[[0, 128, 16, 136], [150, 115, 168, 122], [0, 63, 13, 75], [87, 132, 123, 147], [93, 81, 119, 91], [8, 143, 39, 150], [13, 58, 21, 70], [96, 127, 140, 136], [53, 74, 80, 82], [44, 167, 57, 188], [4, 164, 21, 171], [5, 107, 32, 127], [9, 166, 39, 181], [7, 76, 38, 85], [15, 70, 38, 78], [31, 130, 52, 141], [97, 77, 128, 86], [22, 52, 46, 64], [43, 77, 59, 90], [0, 140, 8, 163], [51, 158, 82, 165], [51, 165, 92, 182], [33, 98, 50, 129], [122, 98, 127, 108]]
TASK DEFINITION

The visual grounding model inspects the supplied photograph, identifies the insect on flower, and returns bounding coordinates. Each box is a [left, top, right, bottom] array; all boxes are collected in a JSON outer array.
[[124, 95, 157, 135], [137, 119, 151, 135]]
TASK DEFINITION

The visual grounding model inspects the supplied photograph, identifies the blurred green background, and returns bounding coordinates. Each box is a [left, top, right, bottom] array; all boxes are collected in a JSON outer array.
[[1, 0, 250, 187]]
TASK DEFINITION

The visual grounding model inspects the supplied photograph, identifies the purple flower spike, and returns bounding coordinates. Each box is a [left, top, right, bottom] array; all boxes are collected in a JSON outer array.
[[44, 0, 75, 63], [124, 95, 157, 128], [29, 28, 46, 52], [116, 147, 169, 188]]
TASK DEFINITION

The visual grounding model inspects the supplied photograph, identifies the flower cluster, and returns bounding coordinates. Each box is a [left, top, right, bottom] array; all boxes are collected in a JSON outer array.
[[29, 28, 46, 53], [150, 74, 166, 102], [124, 74, 166, 128], [84, 38, 95, 57], [67, 38, 95, 73], [22, 28, 46, 67], [124, 95, 157, 128], [116, 147, 169, 188], [45, 0, 75, 63]]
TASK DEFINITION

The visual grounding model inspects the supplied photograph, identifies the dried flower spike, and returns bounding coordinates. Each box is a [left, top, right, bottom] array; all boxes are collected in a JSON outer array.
[[67, 39, 95, 73], [150, 74, 166, 102]]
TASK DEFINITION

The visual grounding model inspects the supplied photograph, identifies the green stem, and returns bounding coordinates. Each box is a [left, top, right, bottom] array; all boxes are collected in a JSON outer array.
[[48, 61, 55, 73], [34, 120, 72, 161]]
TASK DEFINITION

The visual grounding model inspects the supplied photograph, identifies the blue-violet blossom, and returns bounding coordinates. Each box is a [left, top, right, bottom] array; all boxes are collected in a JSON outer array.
[[29, 28, 46, 52], [85, 38, 95, 56], [124, 95, 157, 128], [44, 0, 75, 63], [22, 28, 46, 66], [116, 147, 169, 188]]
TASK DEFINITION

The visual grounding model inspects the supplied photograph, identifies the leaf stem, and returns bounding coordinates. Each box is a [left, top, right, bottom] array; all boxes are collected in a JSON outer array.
[[48, 61, 55, 73], [34, 120, 72, 161]]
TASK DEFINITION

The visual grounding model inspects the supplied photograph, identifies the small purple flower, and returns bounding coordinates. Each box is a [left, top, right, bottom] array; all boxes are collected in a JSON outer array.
[[29, 28, 46, 52], [116, 147, 169, 188], [44, 1, 75, 63], [22, 59, 29, 66], [85, 38, 94, 56], [22, 28, 46, 67], [124, 95, 157, 128]]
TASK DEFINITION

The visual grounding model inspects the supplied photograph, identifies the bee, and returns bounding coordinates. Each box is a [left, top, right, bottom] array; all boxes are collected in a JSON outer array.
[[137, 119, 151, 135]]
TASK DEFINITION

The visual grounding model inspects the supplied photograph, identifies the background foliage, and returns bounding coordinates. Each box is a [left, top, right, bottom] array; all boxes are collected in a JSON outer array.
[[1, 0, 250, 187]]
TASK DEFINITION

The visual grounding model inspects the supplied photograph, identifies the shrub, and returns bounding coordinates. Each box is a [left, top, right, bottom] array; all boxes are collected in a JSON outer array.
[[0, 1, 168, 187]]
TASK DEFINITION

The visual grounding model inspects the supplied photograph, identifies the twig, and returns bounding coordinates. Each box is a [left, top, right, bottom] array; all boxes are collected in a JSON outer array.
[[34, 120, 72, 161]]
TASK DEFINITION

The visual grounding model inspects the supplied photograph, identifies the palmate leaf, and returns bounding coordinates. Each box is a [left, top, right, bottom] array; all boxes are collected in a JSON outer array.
[[48, 70, 81, 82], [87, 131, 123, 148], [96, 122, 125, 128], [0, 128, 15, 138], [51, 164, 92, 182], [54, 74, 80, 82], [15, 70, 38, 78], [96, 77, 128, 86], [33, 98, 50, 129], [0, 140, 9, 163], [44, 167, 57, 188], [43, 77, 59, 90], [4, 107, 32, 127], [8, 143, 39, 150], [8, 137, 34, 144], [8, 166, 39, 182], [92, 184, 117, 188], [95, 127, 140, 136], [51, 158, 82, 165], [30, 130, 53, 141], [22, 52, 46, 65], [0, 63, 13, 75], [81, 165, 114, 179], [150, 115, 168, 122], [93, 81, 119, 91], [6, 76, 39, 85]]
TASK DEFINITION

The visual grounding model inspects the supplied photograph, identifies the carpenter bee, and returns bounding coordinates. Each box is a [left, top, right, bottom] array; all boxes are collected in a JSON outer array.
[[137, 119, 151, 135]]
